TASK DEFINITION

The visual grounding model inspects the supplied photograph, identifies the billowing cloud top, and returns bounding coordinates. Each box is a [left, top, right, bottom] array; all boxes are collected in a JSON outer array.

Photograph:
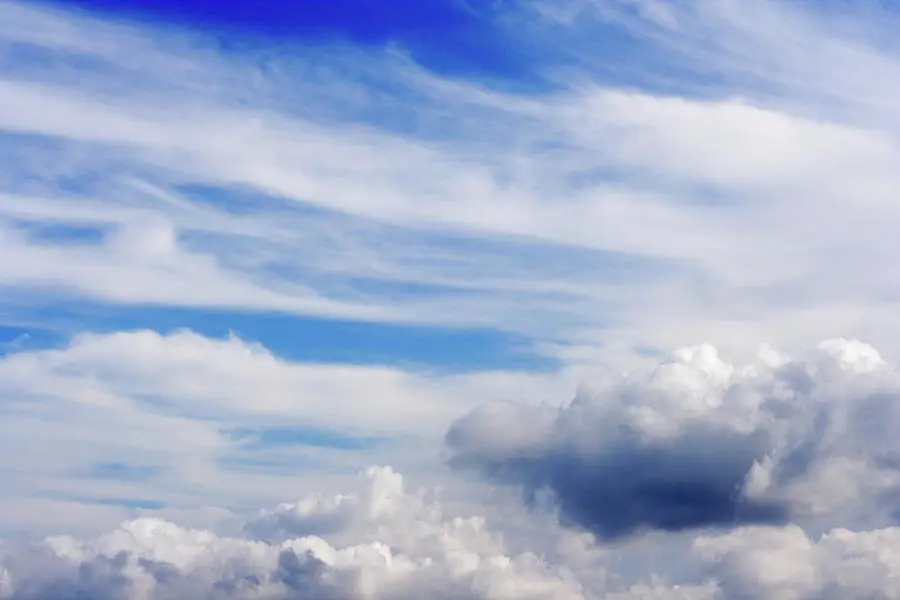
[[447, 339, 900, 540], [3, 458, 900, 598], [0, 467, 587, 600]]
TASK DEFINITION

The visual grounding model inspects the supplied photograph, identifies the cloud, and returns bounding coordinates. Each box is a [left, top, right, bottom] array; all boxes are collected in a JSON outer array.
[[0, 467, 588, 600], [4, 0, 900, 363], [5, 464, 900, 599], [0, 326, 589, 535], [447, 338, 900, 540], [6, 1, 900, 597], [569, 0, 900, 122], [694, 523, 900, 600]]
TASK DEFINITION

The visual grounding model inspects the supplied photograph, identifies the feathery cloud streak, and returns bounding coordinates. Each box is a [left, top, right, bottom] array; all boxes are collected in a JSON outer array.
[[3, 1, 900, 361]]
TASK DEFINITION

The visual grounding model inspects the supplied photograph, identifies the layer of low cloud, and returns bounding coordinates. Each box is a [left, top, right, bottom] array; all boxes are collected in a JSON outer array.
[[5, 330, 900, 597], [0, 467, 590, 600], [448, 338, 900, 540], [3, 464, 900, 599]]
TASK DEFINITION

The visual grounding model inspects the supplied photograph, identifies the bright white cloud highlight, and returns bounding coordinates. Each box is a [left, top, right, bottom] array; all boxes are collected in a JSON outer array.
[[0, 467, 589, 600], [4, 465, 900, 599]]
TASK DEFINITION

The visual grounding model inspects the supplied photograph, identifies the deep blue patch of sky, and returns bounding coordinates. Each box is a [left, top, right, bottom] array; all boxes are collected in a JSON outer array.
[[14, 221, 107, 245], [0, 324, 60, 358], [0, 300, 557, 372], [45, 0, 544, 84]]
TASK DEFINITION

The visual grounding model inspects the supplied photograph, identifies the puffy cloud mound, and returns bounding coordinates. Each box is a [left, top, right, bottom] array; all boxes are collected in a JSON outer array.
[[0, 467, 586, 600], [695, 524, 900, 600], [4, 463, 900, 599], [446, 339, 900, 540], [603, 523, 900, 599]]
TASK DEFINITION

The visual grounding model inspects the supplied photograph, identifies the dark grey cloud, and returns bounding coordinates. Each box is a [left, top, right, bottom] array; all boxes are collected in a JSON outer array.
[[447, 404, 789, 540], [446, 340, 900, 540]]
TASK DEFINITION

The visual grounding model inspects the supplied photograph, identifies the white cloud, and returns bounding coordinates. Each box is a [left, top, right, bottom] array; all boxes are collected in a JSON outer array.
[[0, 327, 589, 533], [0, 467, 591, 600], [576, 0, 900, 124], [5, 464, 900, 599], [0, 328, 506, 433], [694, 523, 900, 600], [3, 1, 900, 361], [0, 216, 389, 319]]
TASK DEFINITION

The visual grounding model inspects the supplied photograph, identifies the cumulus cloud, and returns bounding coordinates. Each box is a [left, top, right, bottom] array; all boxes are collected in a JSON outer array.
[[694, 524, 900, 600], [0, 467, 587, 600], [5, 463, 900, 599], [447, 339, 900, 540]]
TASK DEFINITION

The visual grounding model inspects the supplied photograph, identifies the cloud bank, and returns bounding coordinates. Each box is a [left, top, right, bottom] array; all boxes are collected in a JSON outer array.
[[4, 458, 900, 598], [0, 467, 588, 600], [3, 339, 900, 599]]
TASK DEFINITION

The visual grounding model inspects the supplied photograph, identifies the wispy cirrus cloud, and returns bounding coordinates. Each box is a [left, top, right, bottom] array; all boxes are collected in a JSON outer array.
[[4, 0, 900, 365]]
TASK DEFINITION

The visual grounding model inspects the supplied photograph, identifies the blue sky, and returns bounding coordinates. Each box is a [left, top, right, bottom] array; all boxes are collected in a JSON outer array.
[[4, 1, 900, 597], [51, 0, 532, 78]]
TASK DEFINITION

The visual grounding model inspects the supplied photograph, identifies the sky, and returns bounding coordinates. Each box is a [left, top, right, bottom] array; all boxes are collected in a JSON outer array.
[[3, 0, 900, 598]]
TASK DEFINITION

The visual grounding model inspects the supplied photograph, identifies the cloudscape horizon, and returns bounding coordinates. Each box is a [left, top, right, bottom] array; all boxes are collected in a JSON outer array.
[[3, 1, 900, 598]]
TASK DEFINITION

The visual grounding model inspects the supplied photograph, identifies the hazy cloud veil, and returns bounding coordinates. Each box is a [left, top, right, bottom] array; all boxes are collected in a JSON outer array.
[[2, 0, 900, 598]]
